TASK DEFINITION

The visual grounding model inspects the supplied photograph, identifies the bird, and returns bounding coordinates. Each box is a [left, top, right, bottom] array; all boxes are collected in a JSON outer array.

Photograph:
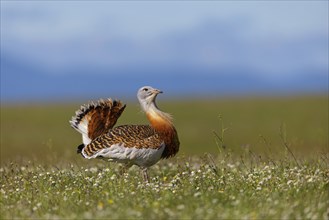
[[69, 86, 180, 182]]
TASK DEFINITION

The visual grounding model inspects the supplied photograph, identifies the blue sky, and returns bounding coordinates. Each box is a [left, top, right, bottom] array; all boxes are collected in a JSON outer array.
[[1, 1, 328, 101]]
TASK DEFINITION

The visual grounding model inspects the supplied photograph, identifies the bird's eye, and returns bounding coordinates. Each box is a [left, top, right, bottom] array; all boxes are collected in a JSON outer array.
[[143, 88, 148, 92]]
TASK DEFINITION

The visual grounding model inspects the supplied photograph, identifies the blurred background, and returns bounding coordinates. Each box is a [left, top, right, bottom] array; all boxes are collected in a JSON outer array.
[[1, 1, 328, 101], [1, 1, 328, 163]]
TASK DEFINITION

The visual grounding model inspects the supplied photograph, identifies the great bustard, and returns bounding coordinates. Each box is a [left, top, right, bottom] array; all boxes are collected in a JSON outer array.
[[69, 86, 180, 181]]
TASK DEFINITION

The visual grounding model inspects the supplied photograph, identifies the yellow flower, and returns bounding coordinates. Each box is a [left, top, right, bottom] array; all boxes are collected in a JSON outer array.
[[108, 199, 114, 205], [97, 202, 104, 210]]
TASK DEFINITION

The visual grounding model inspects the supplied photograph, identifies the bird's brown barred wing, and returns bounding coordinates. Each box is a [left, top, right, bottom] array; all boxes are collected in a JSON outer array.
[[82, 125, 164, 158], [70, 99, 126, 144]]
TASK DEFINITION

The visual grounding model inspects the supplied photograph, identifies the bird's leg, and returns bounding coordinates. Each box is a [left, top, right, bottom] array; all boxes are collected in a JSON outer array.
[[141, 168, 149, 183], [119, 163, 132, 176]]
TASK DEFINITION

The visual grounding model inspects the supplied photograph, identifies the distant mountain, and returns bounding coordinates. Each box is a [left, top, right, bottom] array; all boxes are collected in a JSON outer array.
[[1, 54, 327, 103]]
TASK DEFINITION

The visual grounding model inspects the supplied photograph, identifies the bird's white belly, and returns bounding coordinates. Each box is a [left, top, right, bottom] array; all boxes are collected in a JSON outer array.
[[82, 143, 165, 167]]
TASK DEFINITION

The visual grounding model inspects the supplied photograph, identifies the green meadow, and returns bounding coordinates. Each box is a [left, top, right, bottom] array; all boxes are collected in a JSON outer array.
[[1, 95, 328, 161], [1, 95, 328, 219]]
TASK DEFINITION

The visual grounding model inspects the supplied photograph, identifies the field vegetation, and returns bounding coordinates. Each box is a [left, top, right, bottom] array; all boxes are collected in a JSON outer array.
[[1, 95, 328, 219]]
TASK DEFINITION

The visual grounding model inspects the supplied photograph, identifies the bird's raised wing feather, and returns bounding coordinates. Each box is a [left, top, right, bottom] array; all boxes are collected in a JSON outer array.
[[70, 99, 126, 145]]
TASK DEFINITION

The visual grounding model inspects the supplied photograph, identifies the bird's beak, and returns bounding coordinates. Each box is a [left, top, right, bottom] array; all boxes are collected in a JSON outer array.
[[152, 89, 163, 95]]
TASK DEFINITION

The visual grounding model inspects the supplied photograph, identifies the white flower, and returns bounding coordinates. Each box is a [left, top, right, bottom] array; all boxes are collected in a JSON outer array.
[[287, 180, 293, 185], [194, 192, 201, 197], [90, 167, 98, 173]]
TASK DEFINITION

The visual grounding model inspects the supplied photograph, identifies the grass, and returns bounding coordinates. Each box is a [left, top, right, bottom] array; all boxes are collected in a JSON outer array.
[[1, 95, 328, 219], [1, 155, 328, 219]]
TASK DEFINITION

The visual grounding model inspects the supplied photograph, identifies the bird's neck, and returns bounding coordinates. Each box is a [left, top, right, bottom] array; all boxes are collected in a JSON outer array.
[[145, 103, 173, 131], [145, 102, 180, 158]]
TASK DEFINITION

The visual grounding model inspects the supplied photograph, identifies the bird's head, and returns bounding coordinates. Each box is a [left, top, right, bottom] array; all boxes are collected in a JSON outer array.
[[137, 86, 163, 112]]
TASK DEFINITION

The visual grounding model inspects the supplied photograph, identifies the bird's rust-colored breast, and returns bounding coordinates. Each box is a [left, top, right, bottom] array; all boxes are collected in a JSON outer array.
[[146, 112, 180, 158]]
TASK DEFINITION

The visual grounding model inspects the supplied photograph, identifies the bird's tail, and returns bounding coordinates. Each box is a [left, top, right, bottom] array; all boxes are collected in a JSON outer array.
[[70, 99, 126, 145]]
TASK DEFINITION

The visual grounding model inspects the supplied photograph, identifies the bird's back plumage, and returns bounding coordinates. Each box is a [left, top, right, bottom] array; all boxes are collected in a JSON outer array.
[[83, 125, 163, 156], [81, 125, 166, 167]]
